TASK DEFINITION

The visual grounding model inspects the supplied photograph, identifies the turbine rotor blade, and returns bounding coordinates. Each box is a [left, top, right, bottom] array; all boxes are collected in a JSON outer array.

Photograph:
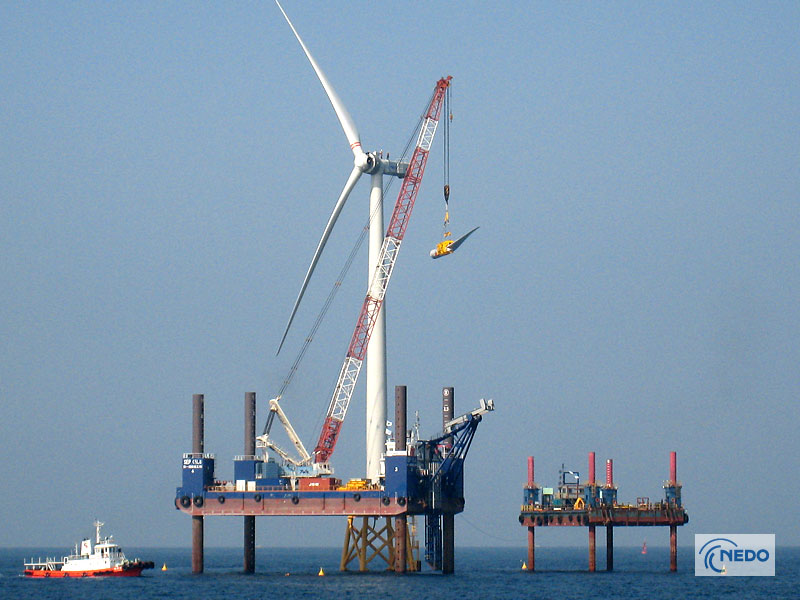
[[277, 165, 363, 355], [448, 226, 480, 252], [275, 0, 367, 168]]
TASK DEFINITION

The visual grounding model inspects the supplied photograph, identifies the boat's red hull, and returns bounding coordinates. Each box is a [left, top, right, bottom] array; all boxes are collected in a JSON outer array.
[[24, 564, 150, 577]]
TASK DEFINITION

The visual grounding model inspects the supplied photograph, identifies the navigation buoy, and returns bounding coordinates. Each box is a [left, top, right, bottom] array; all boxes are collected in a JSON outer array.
[[521, 561, 528, 571], [161, 563, 167, 571], [318, 567, 325, 576]]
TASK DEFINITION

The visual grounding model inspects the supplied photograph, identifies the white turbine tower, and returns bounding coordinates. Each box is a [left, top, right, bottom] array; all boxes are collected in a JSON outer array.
[[275, 1, 403, 482]]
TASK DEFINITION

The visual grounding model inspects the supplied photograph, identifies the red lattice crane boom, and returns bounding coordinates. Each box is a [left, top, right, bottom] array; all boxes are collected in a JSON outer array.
[[313, 76, 452, 464]]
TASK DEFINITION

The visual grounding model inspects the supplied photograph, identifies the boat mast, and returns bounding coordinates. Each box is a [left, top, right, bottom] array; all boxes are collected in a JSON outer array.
[[94, 520, 104, 543]]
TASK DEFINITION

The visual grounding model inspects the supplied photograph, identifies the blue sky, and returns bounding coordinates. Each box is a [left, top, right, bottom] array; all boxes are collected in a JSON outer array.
[[2, 1, 798, 550]]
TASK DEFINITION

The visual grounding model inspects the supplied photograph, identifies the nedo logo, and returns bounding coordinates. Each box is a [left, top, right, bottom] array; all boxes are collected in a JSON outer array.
[[695, 534, 775, 576]]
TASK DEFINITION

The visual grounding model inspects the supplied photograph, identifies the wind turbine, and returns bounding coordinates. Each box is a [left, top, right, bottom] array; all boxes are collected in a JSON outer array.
[[274, 1, 405, 482]]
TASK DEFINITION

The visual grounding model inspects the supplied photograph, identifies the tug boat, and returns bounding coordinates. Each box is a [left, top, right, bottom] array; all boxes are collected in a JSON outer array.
[[23, 521, 154, 578]]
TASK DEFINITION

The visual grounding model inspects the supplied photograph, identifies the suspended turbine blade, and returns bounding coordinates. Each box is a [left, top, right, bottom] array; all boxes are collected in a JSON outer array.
[[448, 226, 480, 252], [277, 165, 363, 355], [275, 0, 367, 166]]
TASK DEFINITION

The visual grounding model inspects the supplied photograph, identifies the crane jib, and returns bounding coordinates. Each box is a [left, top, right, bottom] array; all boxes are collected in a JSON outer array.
[[313, 76, 452, 465]]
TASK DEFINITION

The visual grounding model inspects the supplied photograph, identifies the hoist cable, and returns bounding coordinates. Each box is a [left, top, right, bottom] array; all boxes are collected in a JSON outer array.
[[443, 84, 451, 238]]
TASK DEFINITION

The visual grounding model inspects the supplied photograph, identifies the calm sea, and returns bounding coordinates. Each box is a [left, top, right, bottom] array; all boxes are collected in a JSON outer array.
[[1, 546, 797, 599]]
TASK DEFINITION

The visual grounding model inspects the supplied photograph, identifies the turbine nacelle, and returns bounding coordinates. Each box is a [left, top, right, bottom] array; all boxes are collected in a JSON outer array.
[[357, 152, 407, 177]]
